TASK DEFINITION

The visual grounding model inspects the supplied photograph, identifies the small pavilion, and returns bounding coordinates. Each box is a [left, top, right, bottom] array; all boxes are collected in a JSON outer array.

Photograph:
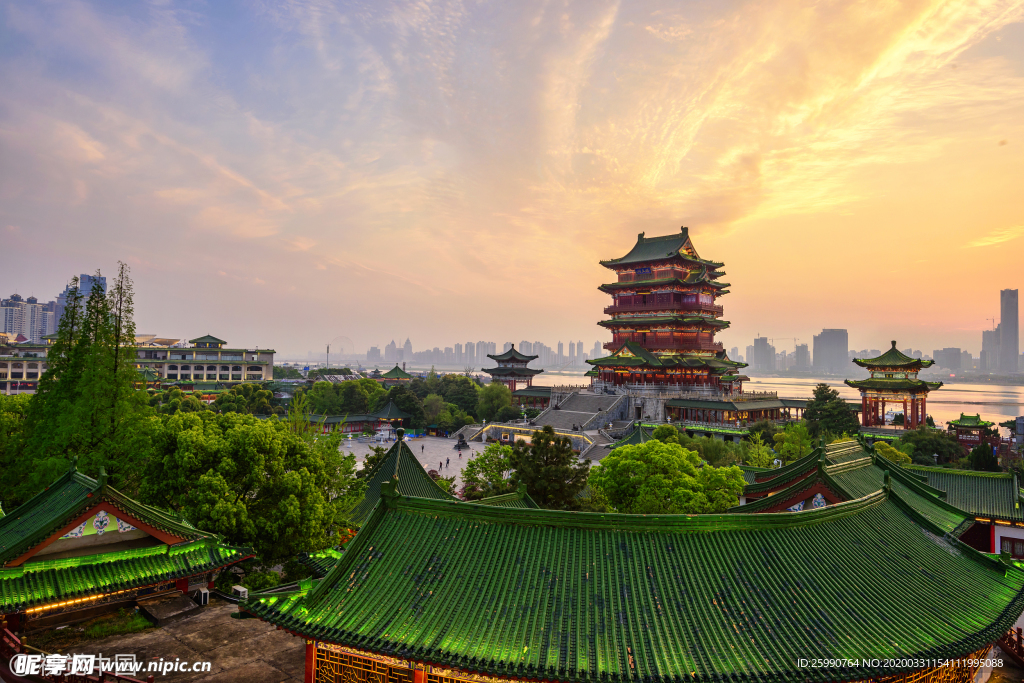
[[948, 413, 999, 451], [482, 344, 543, 391], [845, 341, 942, 429], [379, 364, 412, 387]]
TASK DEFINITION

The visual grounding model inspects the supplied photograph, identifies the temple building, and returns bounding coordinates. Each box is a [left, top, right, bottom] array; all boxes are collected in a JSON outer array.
[[239, 434, 1022, 683], [947, 413, 999, 451], [733, 439, 1024, 559], [482, 345, 543, 391], [587, 227, 747, 393], [379, 364, 412, 387], [511, 386, 551, 411], [845, 342, 941, 429], [0, 464, 252, 632]]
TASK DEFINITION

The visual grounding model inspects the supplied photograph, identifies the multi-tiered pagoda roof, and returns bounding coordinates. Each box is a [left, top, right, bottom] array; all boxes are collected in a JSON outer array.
[[587, 227, 746, 390], [483, 344, 543, 390]]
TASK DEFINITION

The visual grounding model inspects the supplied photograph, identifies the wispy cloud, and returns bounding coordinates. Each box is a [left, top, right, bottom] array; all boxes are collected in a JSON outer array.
[[970, 225, 1024, 247]]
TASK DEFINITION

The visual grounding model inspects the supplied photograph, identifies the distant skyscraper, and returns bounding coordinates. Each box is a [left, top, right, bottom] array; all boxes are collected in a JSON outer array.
[[752, 337, 775, 372], [569, 341, 576, 365], [932, 348, 962, 371], [729, 346, 739, 360], [367, 346, 381, 362], [577, 341, 583, 365], [403, 338, 413, 361], [794, 344, 810, 370], [592, 341, 602, 358], [1000, 289, 1019, 373], [812, 329, 849, 375], [982, 327, 1000, 372], [745, 344, 755, 365], [557, 341, 564, 364], [465, 341, 476, 366], [503, 341, 513, 352]]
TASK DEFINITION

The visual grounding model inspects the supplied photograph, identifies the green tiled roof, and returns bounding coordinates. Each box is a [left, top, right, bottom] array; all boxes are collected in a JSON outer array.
[[349, 437, 453, 525], [666, 397, 785, 411], [948, 413, 995, 428], [738, 466, 772, 484], [1, 539, 250, 612], [241, 487, 1024, 683], [605, 423, 656, 449], [472, 485, 540, 509], [297, 546, 344, 578], [513, 387, 552, 398], [486, 346, 538, 363], [0, 467, 223, 565], [381, 365, 412, 379], [599, 227, 695, 267], [0, 466, 253, 612], [482, 367, 543, 377], [844, 378, 943, 391], [188, 334, 226, 344], [852, 341, 934, 369], [906, 466, 1023, 522], [372, 400, 411, 420]]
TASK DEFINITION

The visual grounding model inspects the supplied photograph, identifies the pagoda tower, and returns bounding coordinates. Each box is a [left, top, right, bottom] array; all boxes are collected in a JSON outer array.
[[844, 341, 942, 429], [482, 344, 543, 392], [587, 227, 746, 392]]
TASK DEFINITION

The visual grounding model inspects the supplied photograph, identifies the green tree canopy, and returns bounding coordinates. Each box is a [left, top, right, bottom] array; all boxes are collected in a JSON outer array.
[[477, 382, 511, 421], [804, 384, 860, 438], [772, 422, 814, 464], [874, 440, 911, 465], [140, 411, 364, 566], [742, 433, 777, 468], [590, 440, 745, 514], [439, 375, 480, 417], [213, 384, 277, 415], [967, 443, 1001, 472], [460, 443, 516, 500], [651, 424, 682, 444], [423, 394, 445, 424], [494, 405, 522, 423], [20, 265, 155, 499], [510, 426, 589, 509], [376, 385, 426, 427], [899, 426, 962, 464]]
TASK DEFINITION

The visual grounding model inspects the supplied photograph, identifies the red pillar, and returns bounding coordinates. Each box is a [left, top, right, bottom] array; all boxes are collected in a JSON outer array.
[[902, 399, 907, 428], [921, 396, 927, 426], [861, 395, 868, 426], [304, 642, 315, 683], [175, 578, 189, 594], [991, 524, 997, 554]]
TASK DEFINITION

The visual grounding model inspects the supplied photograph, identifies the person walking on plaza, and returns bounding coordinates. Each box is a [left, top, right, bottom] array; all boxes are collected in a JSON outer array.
[[446, 457, 450, 468]]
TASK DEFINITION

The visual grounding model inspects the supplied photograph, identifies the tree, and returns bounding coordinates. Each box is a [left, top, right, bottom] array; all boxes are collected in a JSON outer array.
[[358, 445, 389, 479], [510, 426, 589, 509], [494, 405, 522, 423], [306, 382, 343, 414], [804, 384, 860, 437], [0, 393, 31, 498], [899, 426, 962, 464], [742, 433, 776, 468], [140, 411, 364, 566], [748, 420, 780, 446], [589, 440, 745, 514], [213, 384, 276, 415], [651, 424, 682, 444], [460, 443, 516, 500], [772, 423, 813, 464], [440, 376, 479, 417], [376, 386, 426, 427], [968, 443, 1001, 472], [272, 366, 304, 380], [874, 441, 911, 465], [21, 266, 155, 498], [477, 382, 512, 422], [687, 436, 740, 468], [423, 394, 445, 424]]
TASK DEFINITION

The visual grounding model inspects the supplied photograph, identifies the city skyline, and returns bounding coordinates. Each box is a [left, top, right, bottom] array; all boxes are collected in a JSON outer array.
[[1, 2, 1022, 358]]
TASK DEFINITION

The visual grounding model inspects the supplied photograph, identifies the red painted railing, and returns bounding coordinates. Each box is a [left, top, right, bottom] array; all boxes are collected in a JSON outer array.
[[998, 628, 1024, 668], [604, 302, 724, 316]]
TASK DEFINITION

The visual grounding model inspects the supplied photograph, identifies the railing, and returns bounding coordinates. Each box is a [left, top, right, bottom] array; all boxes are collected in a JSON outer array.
[[604, 302, 724, 316], [999, 628, 1024, 669], [603, 340, 724, 352], [1, 625, 154, 682]]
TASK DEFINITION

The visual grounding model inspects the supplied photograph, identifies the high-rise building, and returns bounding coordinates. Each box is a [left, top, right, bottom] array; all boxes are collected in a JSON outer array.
[[568, 341, 576, 365], [812, 329, 849, 375], [455, 343, 463, 363], [745, 344, 755, 366], [932, 348, 962, 371], [752, 336, 775, 372], [465, 341, 476, 367], [592, 341, 602, 358], [729, 346, 739, 360], [403, 338, 413, 361], [557, 341, 564, 364], [520, 341, 532, 355], [367, 346, 381, 362], [981, 327, 1000, 372], [1000, 289, 1019, 373], [503, 341, 513, 353], [577, 340, 583, 366], [794, 344, 810, 370], [0, 294, 50, 342]]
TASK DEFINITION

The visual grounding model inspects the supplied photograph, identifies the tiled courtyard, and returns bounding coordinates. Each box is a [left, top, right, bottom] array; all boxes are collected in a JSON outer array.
[[346, 434, 483, 488]]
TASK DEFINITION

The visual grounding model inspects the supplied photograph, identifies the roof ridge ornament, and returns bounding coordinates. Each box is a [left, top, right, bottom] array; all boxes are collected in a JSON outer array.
[[97, 466, 108, 488]]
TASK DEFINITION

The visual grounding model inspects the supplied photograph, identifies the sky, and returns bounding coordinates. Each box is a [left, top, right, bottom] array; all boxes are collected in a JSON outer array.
[[1, 0, 1023, 361]]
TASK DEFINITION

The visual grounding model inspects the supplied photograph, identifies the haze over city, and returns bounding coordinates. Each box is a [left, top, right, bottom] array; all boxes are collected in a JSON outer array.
[[1, 0, 1022, 358]]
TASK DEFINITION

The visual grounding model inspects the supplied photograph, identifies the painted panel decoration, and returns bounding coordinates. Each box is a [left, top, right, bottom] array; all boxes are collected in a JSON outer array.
[[787, 501, 805, 512], [812, 492, 827, 509], [61, 511, 138, 538]]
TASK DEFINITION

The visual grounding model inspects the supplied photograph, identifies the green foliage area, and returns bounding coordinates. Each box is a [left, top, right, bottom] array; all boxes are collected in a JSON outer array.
[[968, 443, 1001, 472], [17, 265, 156, 500], [652, 424, 681, 444], [139, 411, 365, 566], [804, 383, 860, 438], [376, 385, 427, 427], [899, 426, 963, 464], [494, 405, 523, 423], [524, 408, 541, 419], [27, 608, 153, 652], [460, 443, 516, 500], [273, 366, 305, 380], [748, 420, 780, 446], [590, 440, 745, 514], [477, 382, 512, 422], [149, 387, 208, 414], [510, 426, 589, 509], [242, 569, 282, 591], [651, 424, 745, 467], [874, 440, 911, 465], [305, 377, 385, 415], [212, 383, 280, 415], [742, 433, 776, 468], [772, 423, 813, 464]]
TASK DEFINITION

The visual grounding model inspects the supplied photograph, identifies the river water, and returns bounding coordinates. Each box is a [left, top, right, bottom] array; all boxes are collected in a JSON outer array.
[[529, 370, 1024, 432]]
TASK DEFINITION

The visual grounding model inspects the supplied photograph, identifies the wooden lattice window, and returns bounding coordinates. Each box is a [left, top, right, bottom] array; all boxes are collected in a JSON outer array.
[[314, 648, 415, 683]]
